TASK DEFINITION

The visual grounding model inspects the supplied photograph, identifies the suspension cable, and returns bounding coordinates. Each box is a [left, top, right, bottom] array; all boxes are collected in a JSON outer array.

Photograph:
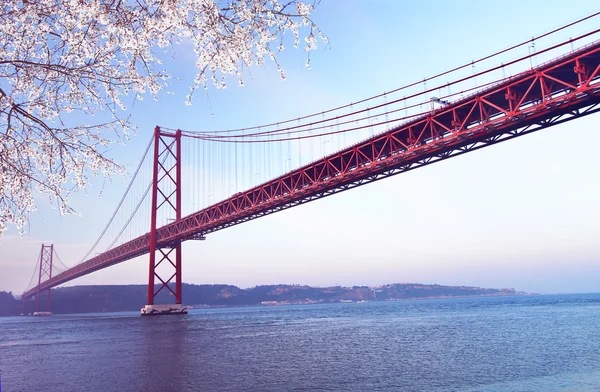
[[105, 181, 152, 251], [104, 138, 175, 251], [164, 11, 600, 136], [24, 248, 42, 292], [53, 249, 71, 271], [76, 134, 153, 264], [181, 29, 600, 143], [184, 74, 513, 141]]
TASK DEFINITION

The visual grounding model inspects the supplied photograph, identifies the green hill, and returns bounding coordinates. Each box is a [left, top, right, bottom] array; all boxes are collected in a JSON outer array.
[[1, 282, 524, 316]]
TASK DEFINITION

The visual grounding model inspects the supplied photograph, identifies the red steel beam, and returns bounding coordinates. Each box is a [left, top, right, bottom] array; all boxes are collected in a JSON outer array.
[[22, 40, 600, 299], [34, 244, 53, 312], [147, 127, 183, 305]]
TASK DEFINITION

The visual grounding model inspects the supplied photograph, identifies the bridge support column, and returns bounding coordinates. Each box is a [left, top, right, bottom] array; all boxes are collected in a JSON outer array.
[[33, 244, 53, 316], [143, 127, 187, 316]]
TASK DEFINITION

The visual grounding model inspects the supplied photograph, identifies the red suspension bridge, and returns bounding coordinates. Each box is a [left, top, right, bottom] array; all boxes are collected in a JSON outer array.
[[21, 15, 600, 315]]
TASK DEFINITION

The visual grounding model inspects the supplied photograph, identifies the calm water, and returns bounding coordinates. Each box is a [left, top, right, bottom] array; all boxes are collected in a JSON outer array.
[[1, 294, 599, 391]]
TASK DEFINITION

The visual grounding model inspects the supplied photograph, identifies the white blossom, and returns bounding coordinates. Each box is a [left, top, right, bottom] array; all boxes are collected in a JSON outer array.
[[0, 0, 323, 235]]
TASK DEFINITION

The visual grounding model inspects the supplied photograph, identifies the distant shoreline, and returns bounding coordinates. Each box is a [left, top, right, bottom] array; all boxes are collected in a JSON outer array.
[[192, 292, 540, 309], [2, 282, 536, 316]]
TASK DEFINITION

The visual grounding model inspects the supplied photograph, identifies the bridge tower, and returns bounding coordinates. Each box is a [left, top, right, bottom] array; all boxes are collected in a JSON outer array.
[[141, 126, 187, 316], [34, 244, 54, 315]]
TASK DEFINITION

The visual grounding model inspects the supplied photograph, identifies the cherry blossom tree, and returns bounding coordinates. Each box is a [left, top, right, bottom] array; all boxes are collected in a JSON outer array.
[[0, 0, 324, 235]]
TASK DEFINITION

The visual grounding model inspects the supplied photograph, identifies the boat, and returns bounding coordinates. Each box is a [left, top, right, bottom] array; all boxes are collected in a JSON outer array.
[[140, 304, 188, 316]]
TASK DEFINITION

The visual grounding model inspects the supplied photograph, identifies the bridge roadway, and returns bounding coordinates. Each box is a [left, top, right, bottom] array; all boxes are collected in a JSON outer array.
[[23, 40, 600, 299]]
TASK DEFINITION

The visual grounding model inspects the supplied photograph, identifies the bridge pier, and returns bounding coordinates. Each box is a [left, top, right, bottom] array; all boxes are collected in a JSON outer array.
[[142, 127, 187, 316]]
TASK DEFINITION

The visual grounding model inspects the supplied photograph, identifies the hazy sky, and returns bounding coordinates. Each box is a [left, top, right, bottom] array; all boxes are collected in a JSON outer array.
[[2, 1, 600, 295]]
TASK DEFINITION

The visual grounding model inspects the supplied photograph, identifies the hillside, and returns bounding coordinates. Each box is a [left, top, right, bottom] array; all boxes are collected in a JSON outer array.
[[1, 283, 526, 316]]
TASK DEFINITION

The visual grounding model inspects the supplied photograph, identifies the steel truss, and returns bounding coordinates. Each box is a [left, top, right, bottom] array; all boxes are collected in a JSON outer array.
[[147, 127, 183, 305], [34, 244, 54, 312], [23, 40, 600, 299]]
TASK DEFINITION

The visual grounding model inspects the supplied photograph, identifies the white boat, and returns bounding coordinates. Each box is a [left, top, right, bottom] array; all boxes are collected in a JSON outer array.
[[32, 311, 52, 316], [140, 304, 188, 316]]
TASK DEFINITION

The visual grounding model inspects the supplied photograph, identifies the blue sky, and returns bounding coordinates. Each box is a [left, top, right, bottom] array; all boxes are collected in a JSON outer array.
[[2, 1, 600, 295]]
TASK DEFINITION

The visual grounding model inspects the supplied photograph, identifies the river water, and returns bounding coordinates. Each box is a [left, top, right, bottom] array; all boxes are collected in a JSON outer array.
[[0, 294, 599, 391]]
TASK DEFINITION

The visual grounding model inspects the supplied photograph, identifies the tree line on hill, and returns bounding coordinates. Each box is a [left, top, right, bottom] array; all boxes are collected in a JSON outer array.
[[0, 283, 523, 316]]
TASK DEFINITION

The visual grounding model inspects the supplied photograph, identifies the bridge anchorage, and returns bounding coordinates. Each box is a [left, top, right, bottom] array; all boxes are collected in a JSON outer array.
[[141, 127, 188, 316]]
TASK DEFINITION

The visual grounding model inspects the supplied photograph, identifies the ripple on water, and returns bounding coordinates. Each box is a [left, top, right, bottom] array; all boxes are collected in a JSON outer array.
[[0, 294, 598, 392]]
